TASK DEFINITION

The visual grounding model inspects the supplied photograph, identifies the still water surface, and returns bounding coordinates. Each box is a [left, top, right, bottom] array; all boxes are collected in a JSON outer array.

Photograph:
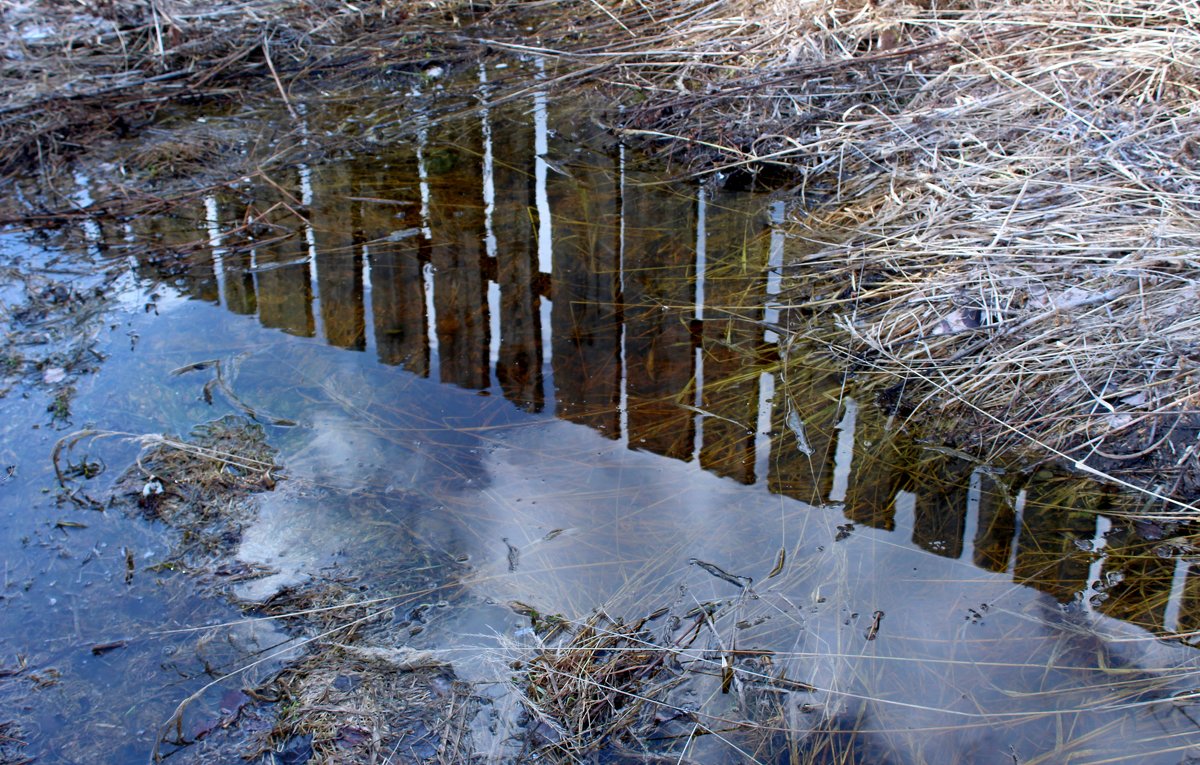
[[3, 62, 1199, 763]]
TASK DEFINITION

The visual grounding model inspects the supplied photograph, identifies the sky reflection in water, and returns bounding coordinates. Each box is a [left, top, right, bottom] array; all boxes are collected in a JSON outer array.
[[44, 61, 1200, 763]]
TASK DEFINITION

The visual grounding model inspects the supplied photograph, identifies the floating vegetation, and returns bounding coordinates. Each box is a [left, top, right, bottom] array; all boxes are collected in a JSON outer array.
[[266, 641, 461, 764], [0, 241, 124, 412], [121, 416, 277, 566]]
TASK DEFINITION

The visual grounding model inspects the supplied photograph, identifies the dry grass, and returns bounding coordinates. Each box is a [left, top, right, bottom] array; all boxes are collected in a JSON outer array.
[[508, 597, 854, 764], [265, 640, 460, 764], [493, 0, 1200, 513]]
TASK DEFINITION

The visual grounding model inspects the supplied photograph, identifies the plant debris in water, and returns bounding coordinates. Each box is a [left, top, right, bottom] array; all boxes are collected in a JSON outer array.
[[512, 592, 852, 764], [0, 720, 31, 765], [51, 416, 476, 763], [0, 242, 124, 419], [515, 609, 688, 762], [117, 415, 278, 571]]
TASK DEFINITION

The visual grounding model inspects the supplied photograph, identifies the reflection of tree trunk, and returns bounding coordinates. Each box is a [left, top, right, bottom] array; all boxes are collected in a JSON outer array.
[[310, 163, 365, 351], [251, 174, 314, 337], [222, 250, 257, 315], [699, 190, 769, 483], [841, 403, 903, 530], [912, 458, 970, 558], [768, 363, 840, 506], [493, 114, 543, 411], [1097, 523, 1176, 632], [426, 125, 489, 390], [213, 193, 257, 316], [1013, 478, 1096, 601], [356, 158, 430, 375], [1178, 566, 1200, 637], [623, 175, 695, 460], [550, 154, 621, 435], [130, 201, 219, 303], [971, 473, 1016, 572]]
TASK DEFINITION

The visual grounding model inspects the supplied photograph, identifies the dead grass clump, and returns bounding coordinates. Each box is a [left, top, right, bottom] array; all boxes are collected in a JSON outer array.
[[126, 128, 231, 179], [511, 599, 846, 763], [121, 415, 278, 566], [263, 639, 460, 764], [515, 610, 689, 762]]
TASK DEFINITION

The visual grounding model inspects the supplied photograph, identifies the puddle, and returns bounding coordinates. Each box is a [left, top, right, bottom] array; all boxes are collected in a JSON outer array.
[[2, 60, 1199, 762]]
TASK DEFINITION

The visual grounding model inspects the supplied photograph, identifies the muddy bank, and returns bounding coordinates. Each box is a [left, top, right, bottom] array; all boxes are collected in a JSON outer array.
[[0, 0, 470, 176]]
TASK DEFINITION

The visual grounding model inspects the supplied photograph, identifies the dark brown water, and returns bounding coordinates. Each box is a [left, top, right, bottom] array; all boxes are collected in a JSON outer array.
[[2, 61, 1198, 763]]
